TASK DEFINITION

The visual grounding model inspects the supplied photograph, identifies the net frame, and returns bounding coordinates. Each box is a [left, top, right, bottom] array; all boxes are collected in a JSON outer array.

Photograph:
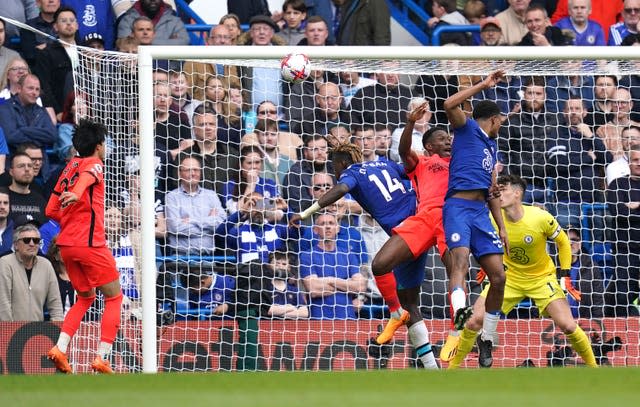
[[133, 45, 640, 373]]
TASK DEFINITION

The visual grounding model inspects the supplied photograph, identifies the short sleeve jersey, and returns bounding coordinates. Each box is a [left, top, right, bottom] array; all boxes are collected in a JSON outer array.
[[339, 160, 416, 235], [447, 119, 498, 199], [53, 156, 106, 247], [492, 205, 562, 282], [407, 154, 450, 212]]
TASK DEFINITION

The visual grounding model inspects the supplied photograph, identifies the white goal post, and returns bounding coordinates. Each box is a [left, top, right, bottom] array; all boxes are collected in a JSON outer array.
[[133, 45, 640, 373]]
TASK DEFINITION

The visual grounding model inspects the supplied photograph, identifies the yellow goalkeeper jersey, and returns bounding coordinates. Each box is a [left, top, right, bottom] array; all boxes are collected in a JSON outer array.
[[492, 205, 571, 283]]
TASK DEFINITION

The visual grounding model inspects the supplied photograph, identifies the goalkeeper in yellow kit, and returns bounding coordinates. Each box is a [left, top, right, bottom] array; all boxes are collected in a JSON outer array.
[[448, 174, 597, 368]]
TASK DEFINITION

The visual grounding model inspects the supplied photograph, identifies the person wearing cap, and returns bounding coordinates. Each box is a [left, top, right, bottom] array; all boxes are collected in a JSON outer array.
[[83, 32, 105, 50], [553, 0, 605, 46], [117, 0, 188, 45], [0, 223, 63, 322], [479, 16, 503, 46]]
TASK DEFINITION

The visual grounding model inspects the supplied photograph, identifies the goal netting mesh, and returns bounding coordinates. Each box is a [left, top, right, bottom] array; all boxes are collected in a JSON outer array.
[[66, 46, 640, 372]]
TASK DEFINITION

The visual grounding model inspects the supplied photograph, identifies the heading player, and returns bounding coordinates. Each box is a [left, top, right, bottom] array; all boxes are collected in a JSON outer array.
[[45, 119, 122, 374], [443, 70, 509, 361], [448, 174, 597, 368]]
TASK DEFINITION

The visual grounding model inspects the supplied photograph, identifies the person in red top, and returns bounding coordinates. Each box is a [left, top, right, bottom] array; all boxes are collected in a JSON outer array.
[[45, 119, 122, 374], [372, 103, 456, 350]]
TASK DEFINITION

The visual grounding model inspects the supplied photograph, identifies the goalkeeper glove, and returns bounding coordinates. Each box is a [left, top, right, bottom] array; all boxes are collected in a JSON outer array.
[[559, 274, 581, 302]]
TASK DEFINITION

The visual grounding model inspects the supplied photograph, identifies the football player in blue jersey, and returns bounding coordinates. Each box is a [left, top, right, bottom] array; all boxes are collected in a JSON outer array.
[[289, 143, 440, 368], [442, 70, 510, 364]]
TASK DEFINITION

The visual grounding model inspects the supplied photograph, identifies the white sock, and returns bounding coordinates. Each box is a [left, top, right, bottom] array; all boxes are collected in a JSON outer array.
[[450, 287, 466, 313], [481, 313, 500, 342], [56, 333, 71, 354], [98, 341, 113, 360], [408, 322, 438, 369]]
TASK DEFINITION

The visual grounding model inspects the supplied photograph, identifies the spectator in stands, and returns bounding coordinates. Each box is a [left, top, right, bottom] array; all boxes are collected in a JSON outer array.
[[293, 82, 350, 136], [285, 69, 338, 125], [427, 0, 470, 46], [219, 13, 242, 44], [182, 104, 239, 198], [390, 97, 431, 163], [0, 74, 57, 152], [478, 16, 504, 46], [279, 0, 306, 45], [0, 223, 63, 321], [82, 32, 105, 50], [283, 134, 333, 213], [333, 0, 390, 45], [553, 0, 606, 46], [267, 251, 309, 319], [215, 190, 291, 264], [131, 16, 155, 45], [168, 70, 194, 122], [105, 206, 140, 301], [351, 67, 413, 131], [495, 0, 531, 44], [297, 15, 331, 45], [117, 0, 188, 45], [62, 0, 116, 49], [247, 118, 294, 187], [223, 146, 279, 215], [6, 152, 47, 225], [299, 211, 367, 319], [608, 0, 640, 45], [518, 4, 572, 45], [184, 268, 234, 317], [0, 18, 20, 76], [605, 144, 640, 317], [565, 226, 605, 319], [586, 75, 616, 129], [0, 56, 56, 124], [165, 154, 227, 256], [464, 0, 486, 46], [0, 142, 48, 196], [0, 1, 39, 41], [338, 70, 376, 107], [238, 15, 285, 110], [551, 0, 623, 43], [607, 126, 640, 185], [349, 124, 379, 164], [0, 188, 13, 256], [547, 97, 612, 227], [597, 88, 640, 160], [327, 123, 351, 148], [242, 100, 303, 160], [0, 129, 7, 173], [45, 237, 74, 314], [305, 0, 335, 43], [32, 6, 77, 117], [499, 76, 558, 204], [153, 81, 192, 161]]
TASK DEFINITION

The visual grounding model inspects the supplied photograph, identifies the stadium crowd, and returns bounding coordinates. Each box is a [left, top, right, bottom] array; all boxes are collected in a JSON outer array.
[[0, 0, 638, 328]]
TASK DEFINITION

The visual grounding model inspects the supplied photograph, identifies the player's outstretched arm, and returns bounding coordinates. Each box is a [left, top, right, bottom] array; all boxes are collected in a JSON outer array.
[[554, 228, 582, 301], [444, 69, 506, 129], [288, 184, 350, 227], [399, 103, 425, 172]]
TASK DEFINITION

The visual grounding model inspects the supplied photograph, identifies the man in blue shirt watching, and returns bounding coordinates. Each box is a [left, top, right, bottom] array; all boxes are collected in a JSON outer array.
[[443, 70, 509, 365]]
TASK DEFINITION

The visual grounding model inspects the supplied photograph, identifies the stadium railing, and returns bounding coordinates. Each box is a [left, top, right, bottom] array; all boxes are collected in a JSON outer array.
[[431, 24, 481, 46]]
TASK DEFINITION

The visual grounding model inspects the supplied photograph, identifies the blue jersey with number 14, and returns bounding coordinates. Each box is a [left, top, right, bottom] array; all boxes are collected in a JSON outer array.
[[339, 160, 416, 235]]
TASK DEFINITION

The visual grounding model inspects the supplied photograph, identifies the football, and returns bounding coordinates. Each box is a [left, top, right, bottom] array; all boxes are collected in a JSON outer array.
[[280, 53, 311, 83]]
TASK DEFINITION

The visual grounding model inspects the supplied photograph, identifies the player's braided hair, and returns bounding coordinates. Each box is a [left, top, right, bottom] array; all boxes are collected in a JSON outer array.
[[331, 142, 363, 164]]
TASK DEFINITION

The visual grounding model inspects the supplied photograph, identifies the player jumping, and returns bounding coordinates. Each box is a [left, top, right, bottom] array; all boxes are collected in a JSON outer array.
[[442, 70, 509, 364], [448, 174, 597, 368], [46, 119, 123, 374]]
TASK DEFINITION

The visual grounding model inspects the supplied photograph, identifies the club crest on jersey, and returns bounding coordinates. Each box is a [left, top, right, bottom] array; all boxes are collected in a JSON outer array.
[[451, 233, 460, 242], [523, 235, 533, 244]]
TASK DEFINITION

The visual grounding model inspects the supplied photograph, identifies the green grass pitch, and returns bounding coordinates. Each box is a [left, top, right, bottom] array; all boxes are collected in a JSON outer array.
[[1, 368, 638, 407]]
